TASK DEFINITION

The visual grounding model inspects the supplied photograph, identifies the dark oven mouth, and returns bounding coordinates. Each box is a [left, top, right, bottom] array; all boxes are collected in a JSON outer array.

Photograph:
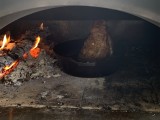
[[0, 6, 160, 115]]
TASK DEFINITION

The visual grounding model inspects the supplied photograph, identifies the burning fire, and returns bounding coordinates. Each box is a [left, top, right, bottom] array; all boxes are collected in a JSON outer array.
[[0, 34, 10, 50], [40, 23, 44, 30], [0, 25, 42, 79], [3, 60, 19, 71], [31, 36, 40, 50], [0, 60, 19, 79], [0, 36, 41, 79], [29, 36, 41, 58]]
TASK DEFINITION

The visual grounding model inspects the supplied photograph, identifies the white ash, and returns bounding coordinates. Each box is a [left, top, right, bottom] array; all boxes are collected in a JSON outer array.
[[52, 73, 61, 78], [13, 81, 22, 86], [0, 56, 14, 67], [40, 91, 49, 99], [3, 39, 59, 85], [28, 49, 58, 79], [5, 61, 32, 82], [56, 95, 64, 99], [0, 25, 59, 85]]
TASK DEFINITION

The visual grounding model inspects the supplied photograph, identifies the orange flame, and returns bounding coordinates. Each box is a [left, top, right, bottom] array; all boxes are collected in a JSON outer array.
[[0, 34, 10, 50], [40, 23, 44, 30], [0, 60, 19, 79], [3, 60, 19, 71], [31, 36, 40, 50], [30, 36, 41, 58]]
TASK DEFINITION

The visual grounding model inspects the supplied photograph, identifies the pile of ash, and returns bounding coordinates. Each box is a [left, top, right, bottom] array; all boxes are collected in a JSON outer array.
[[0, 24, 60, 86]]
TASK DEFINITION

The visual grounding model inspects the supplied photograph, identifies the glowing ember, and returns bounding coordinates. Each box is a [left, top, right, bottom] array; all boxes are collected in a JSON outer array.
[[30, 36, 41, 58], [40, 23, 44, 30], [0, 60, 19, 79], [30, 48, 41, 58], [23, 53, 28, 59], [0, 34, 10, 50], [3, 60, 19, 71]]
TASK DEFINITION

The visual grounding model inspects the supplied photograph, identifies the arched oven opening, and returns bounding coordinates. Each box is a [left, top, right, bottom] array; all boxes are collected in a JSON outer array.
[[0, 6, 160, 118]]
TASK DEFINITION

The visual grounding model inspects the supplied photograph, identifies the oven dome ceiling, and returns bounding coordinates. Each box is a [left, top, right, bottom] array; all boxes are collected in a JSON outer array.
[[0, 0, 159, 29]]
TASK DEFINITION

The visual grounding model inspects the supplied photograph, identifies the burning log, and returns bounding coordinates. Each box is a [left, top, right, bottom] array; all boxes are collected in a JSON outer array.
[[0, 35, 42, 81], [29, 36, 41, 58], [0, 34, 15, 56], [0, 34, 15, 50], [0, 23, 58, 85], [0, 59, 19, 79], [0, 34, 10, 50]]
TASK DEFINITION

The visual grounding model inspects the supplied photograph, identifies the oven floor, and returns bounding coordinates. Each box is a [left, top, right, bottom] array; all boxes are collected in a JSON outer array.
[[0, 65, 160, 113]]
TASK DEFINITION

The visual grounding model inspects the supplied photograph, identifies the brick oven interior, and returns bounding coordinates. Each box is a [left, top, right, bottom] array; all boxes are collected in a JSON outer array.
[[0, 6, 160, 119]]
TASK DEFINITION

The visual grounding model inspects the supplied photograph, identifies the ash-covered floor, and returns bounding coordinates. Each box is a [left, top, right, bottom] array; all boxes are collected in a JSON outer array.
[[0, 68, 160, 120], [0, 59, 160, 113]]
